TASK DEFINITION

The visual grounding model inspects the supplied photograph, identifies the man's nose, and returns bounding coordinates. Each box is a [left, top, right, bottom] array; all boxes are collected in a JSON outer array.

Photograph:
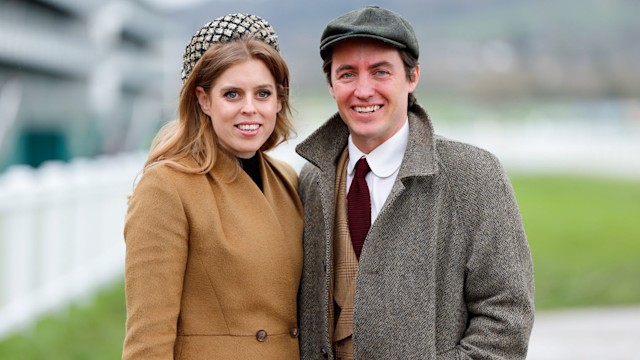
[[354, 77, 374, 99]]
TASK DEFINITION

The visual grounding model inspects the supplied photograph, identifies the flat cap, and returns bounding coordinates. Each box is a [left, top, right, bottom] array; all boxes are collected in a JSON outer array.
[[320, 5, 419, 60]]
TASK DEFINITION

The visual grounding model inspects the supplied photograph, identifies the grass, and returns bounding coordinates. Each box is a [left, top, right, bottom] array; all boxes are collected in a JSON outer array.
[[511, 175, 640, 309], [0, 281, 126, 360], [0, 175, 639, 357]]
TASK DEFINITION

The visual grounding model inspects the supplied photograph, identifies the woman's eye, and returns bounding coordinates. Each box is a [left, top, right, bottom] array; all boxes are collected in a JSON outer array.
[[224, 91, 239, 99], [257, 89, 272, 98]]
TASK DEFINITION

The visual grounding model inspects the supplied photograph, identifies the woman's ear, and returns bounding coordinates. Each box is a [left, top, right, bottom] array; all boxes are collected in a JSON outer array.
[[195, 86, 211, 116]]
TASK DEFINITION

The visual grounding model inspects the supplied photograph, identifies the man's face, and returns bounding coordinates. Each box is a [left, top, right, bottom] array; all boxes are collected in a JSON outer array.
[[329, 39, 419, 154]]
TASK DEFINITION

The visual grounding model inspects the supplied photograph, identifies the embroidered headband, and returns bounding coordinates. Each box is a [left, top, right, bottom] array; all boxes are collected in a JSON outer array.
[[180, 13, 280, 83]]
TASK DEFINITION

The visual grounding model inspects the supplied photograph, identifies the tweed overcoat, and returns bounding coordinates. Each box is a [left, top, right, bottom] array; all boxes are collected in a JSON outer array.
[[295, 103, 535, 360], [122, 152, 303, 360]]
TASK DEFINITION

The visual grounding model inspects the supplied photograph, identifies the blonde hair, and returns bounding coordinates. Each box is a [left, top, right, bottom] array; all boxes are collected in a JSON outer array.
[[144, 39, 292, 174]]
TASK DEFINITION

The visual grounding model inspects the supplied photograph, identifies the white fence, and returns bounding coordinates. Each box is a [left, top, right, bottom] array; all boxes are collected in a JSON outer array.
[[0, 114, 639, 340], [0, 152, 145, 338]]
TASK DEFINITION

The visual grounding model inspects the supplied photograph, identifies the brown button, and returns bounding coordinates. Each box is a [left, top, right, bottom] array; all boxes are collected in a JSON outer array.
[[256, 329, 268, 342], [289, 327, 299, 338]]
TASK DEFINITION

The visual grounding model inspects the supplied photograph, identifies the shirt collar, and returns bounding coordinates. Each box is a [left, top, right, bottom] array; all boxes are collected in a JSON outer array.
[[348, 118, 409, 178]]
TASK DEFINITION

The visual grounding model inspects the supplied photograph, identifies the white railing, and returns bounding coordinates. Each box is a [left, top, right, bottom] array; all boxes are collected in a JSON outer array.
[[0, 152, 145, 338], [0, 116, 638, 340]]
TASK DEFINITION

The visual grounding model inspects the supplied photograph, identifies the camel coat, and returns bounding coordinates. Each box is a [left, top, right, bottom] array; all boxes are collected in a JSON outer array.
[[122, 151, 303, 360], [295, 102, 534, 359]]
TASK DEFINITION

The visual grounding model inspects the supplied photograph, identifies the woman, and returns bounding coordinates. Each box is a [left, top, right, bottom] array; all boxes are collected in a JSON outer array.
[[122, 13, 302, 360]]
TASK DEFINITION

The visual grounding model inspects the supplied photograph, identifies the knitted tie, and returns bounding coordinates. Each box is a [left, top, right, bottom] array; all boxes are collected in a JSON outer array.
[[347, 157, 371, 260]]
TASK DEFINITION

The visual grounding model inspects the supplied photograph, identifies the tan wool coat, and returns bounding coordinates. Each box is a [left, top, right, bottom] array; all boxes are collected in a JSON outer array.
[[122, 151, 303, 360]]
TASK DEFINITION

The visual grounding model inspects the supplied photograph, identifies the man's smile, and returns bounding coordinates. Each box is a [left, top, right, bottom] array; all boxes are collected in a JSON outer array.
[[353, 105, 382, 113]]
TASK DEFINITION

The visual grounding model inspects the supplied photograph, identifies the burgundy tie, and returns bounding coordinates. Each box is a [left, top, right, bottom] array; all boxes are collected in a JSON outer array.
[[347, 157, 371, 260]]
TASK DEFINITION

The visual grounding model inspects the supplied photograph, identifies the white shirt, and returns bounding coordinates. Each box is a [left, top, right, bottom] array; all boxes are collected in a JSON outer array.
[[347, 119, 409, 223]]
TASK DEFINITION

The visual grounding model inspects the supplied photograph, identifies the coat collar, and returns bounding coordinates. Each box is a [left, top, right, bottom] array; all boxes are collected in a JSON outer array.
[[295, 101, 439, 178]]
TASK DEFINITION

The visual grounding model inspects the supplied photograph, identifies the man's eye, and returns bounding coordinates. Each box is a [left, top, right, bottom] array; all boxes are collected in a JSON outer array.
[[338, 72, 355, 79]]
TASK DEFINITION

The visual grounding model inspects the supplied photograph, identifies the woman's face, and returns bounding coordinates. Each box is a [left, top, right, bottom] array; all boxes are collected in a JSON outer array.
[[196, 59, 281, 159]]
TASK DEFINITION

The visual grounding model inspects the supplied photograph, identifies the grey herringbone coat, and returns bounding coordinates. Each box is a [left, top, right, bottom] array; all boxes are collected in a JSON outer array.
[[295, 102, 534, 360]]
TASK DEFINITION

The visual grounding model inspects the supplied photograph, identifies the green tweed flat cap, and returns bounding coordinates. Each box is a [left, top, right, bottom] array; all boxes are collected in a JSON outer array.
[[320, 5, 419, 60]]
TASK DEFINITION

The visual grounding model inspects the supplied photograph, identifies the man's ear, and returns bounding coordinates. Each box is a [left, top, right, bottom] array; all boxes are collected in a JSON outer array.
[[195, 86, 211, 116], [328, 82, 336, 99], [408, 64, 421, 92]]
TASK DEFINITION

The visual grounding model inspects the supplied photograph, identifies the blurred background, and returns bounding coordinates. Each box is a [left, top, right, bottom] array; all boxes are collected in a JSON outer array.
[[0, 0, 638, 359]]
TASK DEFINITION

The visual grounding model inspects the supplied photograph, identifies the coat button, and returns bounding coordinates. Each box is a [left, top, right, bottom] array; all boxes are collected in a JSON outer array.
[[256, 329, 268, 342], [320, 347, 328, 358], [289, 327, 299, 338]]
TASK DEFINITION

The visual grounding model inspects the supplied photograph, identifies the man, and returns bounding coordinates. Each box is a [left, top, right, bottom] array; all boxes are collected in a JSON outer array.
[[295, 5, 534, 360]]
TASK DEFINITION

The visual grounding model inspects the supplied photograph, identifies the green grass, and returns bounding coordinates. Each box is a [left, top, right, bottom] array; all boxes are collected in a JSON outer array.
[[0, 281, 126, 360], [0, 175, 639, 356], [511, 175, 640, 309]]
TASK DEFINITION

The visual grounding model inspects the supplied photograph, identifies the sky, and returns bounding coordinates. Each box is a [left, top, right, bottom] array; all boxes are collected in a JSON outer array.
[[141, 0, 215, 10]]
